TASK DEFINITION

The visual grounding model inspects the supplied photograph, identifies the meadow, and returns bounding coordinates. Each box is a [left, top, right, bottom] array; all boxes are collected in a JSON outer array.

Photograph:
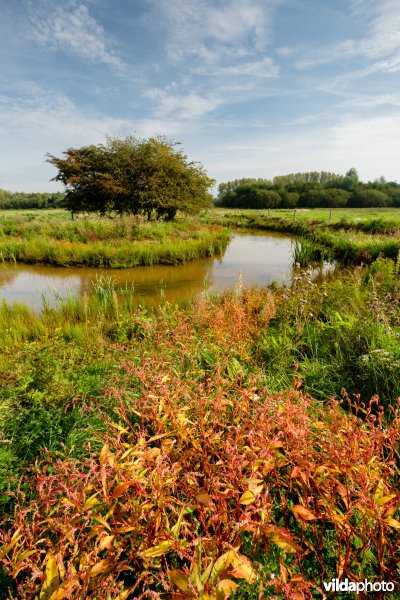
[[0, 210, 230, 267], [205, 207, 400, 264], [0, 247, 399, 598]]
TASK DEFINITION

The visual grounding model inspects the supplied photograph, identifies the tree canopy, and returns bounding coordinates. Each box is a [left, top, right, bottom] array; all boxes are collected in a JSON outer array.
[[47, 136, 214, 219], [216, 169, 400, 209]]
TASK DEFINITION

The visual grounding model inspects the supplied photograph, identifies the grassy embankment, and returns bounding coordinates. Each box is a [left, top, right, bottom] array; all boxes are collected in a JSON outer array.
[[204, 207, 400, 265], [0, 254, 399, 598], [0, 210, 230, 267]]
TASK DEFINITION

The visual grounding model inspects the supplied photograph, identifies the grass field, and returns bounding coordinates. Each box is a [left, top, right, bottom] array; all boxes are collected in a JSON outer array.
[[0, 254, 399, 597], [209, 206, 400, 224], [0, 210, 230, 267], [204, 207, 400, 264]]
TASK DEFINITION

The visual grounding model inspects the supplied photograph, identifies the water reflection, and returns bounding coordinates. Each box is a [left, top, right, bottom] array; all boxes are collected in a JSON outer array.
[[0, 232, 295, 310]]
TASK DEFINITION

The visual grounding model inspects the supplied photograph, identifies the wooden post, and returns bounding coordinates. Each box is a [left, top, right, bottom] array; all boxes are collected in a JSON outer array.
[[293, 209, 296, 220], [329, 210, 332, 222]]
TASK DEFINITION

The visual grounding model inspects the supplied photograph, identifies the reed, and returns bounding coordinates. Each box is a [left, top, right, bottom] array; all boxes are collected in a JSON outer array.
[[0, 229, 230, 267], [205, 209, 400, 264]]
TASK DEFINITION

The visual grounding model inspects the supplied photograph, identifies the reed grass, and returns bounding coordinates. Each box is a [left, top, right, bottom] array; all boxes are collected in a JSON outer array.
[[205, 209, 400, 264], [0, 229, 230, 267]]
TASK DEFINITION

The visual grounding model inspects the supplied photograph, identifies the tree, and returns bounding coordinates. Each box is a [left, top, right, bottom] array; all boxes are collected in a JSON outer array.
[[350, 189, 389, 208], [299, 188, 350, 208], [47, 136, 214, 219], [218, 183, 281, 208]]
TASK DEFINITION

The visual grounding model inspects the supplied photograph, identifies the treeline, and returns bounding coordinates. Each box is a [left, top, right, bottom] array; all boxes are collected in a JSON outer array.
[[216, 169, 400, 209], [0, 190, 65, 210]]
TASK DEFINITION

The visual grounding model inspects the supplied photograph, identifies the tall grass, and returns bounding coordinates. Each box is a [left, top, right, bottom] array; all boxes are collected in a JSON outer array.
[[0, 230, 230, 267], [205, 210, 400, 264], [0, 212, 231, 267], [291, 240, 326, 266]]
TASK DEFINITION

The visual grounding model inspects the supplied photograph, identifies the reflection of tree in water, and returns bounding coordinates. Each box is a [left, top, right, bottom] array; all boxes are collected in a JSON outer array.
[[0, 265, 19, 289]]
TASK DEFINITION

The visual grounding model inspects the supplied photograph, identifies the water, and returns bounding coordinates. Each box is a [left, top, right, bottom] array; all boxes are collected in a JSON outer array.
[[0, 232, 296, 310]]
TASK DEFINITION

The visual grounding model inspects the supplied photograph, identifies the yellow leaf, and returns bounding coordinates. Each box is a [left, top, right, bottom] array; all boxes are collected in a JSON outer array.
[[215, 579, 238, 598], [110, 423, 129, 434], [16, 549, 37, 562], [118, 526, 136, 533], [374, 479, 385, 500], [231, 554, 258, 583], [161, 375, 170, 383], [83, 495, 99, 510], [264, 526, 301, 553], [49, 587, 69, 600], [169, 569, 189, 591], [375, 494, 397, 506], [89, 559, 112, 577], [93, 515, 111, 531], [112, 481, 135, 499], [239, 490, 256, 505], [114, 590, 133, 600], [248, 483, 264, 496], [291, 505, 317, 522], [40, 555, 60, 600], [171, 507, 186, 539], [384, 517, 400, 529], [98, 535, 115, 552], [141, 540, 173, 558], [0, 532, 22, 559], [99, 443, 110, 465], [195, 490, 214, 506], [209, 551, 235, 585]]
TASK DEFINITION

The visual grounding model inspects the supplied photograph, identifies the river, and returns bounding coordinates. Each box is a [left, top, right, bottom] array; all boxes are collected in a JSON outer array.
[[0, 232, 297, 310]]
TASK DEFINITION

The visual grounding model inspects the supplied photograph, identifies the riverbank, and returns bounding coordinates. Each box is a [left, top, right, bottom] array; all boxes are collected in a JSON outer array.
[[1, 255, 399, 597], [204, 208, 400, 263], [0, 211, 230, 267]]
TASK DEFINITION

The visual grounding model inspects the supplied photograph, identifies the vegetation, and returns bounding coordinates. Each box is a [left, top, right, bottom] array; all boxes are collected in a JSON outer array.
[[47, 136, 214, 220], [216, 170, 400, 209], [0, 190, 64, 210], [0, 254, 399, 598], [204, 208, 400, 264], [0, 211, 230, 267]]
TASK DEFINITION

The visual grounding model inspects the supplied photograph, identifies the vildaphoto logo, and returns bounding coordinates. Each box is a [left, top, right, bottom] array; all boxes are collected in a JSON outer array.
[[323, 578, 395, 594]]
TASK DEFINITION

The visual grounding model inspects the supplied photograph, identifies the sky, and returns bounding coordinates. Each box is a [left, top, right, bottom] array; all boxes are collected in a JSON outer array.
[[1, 0, 400, 191]]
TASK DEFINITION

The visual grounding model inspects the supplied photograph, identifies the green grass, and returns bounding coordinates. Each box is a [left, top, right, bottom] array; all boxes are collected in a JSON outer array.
[[204, 207, 400, 263], [208, 206, 400, 225], [0, 210, 230, 267]]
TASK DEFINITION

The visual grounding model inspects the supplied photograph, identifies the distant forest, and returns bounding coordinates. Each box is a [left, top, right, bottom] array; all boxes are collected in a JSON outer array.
[[216, 169, 400, 209], [0, 189, 65, 210]]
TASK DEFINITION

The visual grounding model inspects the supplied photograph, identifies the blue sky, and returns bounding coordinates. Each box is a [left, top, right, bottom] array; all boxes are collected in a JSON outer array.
[[1, 0, 400, 191]]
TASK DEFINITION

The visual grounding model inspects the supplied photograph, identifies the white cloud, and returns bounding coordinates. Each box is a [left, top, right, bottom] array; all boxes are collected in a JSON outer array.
[[193, 57, 279, 79], [147, 0, 282, 71], [144, 88, 223, 119], [295, 0, 400, 74], [27, 0, 124, 69]]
